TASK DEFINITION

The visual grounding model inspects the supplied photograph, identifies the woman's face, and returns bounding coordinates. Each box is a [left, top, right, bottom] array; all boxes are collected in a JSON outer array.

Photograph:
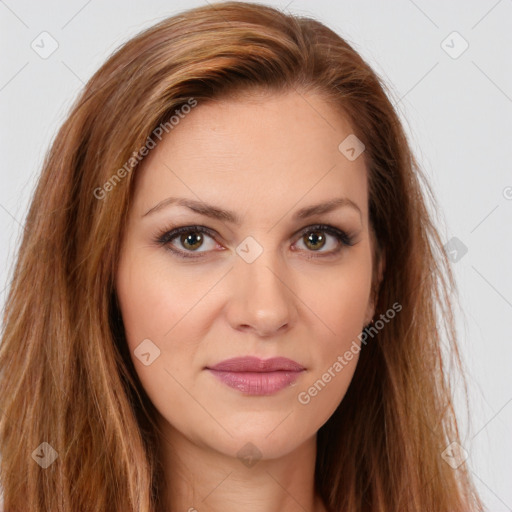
[[116, 90, 376, 459]]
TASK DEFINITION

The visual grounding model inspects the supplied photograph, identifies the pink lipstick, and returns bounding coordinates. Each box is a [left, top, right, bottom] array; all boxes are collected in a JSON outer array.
[[206, 356, 305, 395]]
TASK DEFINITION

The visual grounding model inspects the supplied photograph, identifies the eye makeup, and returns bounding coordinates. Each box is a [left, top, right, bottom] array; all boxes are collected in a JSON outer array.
[[152, 223, 358, 260]]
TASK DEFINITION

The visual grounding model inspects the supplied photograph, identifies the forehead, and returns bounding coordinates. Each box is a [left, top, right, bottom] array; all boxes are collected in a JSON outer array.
[[133, 90, 369, 223]]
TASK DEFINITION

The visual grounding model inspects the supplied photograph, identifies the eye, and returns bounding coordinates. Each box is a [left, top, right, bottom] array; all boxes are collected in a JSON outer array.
[[155, 226, 219, 258], [154, 224, 355, 260], [294, 224, 355, 257]]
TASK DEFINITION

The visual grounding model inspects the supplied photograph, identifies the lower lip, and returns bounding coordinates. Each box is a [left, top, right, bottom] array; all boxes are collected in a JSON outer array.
[[207, 369, 304, 395]]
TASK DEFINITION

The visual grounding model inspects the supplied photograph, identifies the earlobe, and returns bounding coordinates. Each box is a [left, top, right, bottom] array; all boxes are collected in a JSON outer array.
[[364, 305, 375, 327], [375, 252, 385, 289], [365, 252, 386, 325]]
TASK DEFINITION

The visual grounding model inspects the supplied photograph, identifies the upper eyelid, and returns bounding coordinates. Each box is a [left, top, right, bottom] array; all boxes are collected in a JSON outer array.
[[163, 223, 344, 236]]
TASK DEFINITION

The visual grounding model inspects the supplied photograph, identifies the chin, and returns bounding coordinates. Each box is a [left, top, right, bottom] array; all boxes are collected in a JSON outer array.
[[199, 420, 316, 462]]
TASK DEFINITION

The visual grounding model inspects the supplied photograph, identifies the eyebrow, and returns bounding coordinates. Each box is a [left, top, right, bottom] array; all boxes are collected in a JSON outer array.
[[142, 196, 362, 224]]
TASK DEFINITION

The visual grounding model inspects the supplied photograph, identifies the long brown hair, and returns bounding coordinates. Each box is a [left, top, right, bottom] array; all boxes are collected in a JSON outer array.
[[0, 2, 483, 511]]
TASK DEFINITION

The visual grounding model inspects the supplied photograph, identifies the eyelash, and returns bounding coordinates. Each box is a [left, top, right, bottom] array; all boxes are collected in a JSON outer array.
[[154, 224, 355, 260]]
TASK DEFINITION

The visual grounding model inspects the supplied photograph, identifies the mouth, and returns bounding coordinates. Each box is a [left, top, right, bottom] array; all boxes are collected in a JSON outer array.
[[205, 356, 305, 396]]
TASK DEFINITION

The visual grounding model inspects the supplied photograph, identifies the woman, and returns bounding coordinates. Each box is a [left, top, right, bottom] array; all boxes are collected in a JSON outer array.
[[0, 2, 483, 511]]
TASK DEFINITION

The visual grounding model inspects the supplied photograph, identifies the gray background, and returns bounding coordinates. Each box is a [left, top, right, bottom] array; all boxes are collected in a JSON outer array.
[[0, 1, 511, 510]]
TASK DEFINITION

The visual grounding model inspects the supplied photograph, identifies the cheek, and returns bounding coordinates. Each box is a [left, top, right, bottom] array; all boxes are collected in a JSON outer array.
[[116, 249, 212, 351], [303, 250, 373, 347], [115, 250, 214, 440], [294, 251, 373, 414], [115, 248, 213, 419]]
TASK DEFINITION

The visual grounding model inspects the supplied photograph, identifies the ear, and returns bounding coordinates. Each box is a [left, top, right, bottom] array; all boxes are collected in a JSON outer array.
[[364, 252, 385, 325]]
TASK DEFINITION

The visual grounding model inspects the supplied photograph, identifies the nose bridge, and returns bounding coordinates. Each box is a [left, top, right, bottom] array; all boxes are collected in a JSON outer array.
[[227, 234, 296, 335]]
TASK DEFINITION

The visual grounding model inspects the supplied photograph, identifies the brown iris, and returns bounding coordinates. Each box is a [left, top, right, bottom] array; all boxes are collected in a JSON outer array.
[[303, 231, 326, 251], [180, 232, 204, 250]]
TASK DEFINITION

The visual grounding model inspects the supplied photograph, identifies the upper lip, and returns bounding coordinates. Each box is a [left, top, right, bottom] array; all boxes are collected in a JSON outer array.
[[206, 356, 305, 372]]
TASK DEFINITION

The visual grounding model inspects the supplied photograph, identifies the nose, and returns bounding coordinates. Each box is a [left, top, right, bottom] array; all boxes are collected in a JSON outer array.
[[225, 245, 298, 338]]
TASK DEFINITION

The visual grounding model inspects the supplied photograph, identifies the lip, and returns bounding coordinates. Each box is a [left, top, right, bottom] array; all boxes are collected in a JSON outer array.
[[206, 356, 305, 395], [207, 356, 305, 372]]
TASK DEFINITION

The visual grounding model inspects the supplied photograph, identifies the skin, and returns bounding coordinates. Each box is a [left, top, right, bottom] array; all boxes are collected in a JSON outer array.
[[116, 89, 379, 512]]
